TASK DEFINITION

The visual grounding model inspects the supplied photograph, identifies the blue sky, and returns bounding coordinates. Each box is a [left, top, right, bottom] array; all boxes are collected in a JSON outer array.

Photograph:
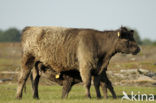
[[0, 0, 156, 40]]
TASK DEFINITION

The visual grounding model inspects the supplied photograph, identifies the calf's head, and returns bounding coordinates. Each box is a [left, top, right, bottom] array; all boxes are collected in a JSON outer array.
[[115, 27, 140, 55]]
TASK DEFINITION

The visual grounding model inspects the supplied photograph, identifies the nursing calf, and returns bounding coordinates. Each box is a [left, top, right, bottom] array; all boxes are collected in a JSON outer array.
[[30, 61, 116, 99]]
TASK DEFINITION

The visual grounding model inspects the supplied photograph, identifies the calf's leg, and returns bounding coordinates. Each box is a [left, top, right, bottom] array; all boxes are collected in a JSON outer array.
[[62, 77, 73, 98]]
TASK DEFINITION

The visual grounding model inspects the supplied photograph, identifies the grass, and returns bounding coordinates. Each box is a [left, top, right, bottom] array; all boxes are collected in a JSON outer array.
[[0, 83, 155, 103]]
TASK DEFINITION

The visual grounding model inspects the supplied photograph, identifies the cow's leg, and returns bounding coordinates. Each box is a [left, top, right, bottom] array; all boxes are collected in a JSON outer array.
[[30, 72, 34, 91], [31, 62, 40, 99], [77, 40, 97, 98], [100, 82, 108, 99], [62, 77, 73, 98], [107, 83, 116, 99], [100, 71, 117, 99], [16, 54, 35, 99], [79, 64, 92, 98], [105, 74, 116, 99], [93, 75, 101, 99]]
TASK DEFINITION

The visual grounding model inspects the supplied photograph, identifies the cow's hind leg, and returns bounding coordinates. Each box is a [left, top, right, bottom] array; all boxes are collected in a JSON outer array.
[[30, 72, 34, 91], [30, 62, 40, 99], [16, 54, 35, 99]]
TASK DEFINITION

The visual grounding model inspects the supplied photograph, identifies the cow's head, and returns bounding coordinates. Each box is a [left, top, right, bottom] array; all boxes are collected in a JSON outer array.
[[115, 27, 140, 55]]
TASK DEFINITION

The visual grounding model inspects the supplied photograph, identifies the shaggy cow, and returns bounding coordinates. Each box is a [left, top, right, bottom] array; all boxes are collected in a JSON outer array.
[[30, 61, 116, 99], [16, 26, 140, 99]]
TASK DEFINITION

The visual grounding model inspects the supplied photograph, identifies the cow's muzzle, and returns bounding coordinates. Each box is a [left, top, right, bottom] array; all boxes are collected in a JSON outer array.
[[133, 47, 140, 55]]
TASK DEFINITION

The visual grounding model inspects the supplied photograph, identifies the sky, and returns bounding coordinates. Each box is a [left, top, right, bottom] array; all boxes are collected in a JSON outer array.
[[0, 0, 156, 40]]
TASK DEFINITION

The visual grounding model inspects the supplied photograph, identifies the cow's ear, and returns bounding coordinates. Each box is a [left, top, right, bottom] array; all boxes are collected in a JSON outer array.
[[130, 30, 134, 33], [130, 30, 134, 37]]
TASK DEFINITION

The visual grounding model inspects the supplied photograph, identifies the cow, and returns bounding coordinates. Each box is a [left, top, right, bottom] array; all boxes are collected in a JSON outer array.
[[30, 61, 116, 99], [16, 26, 140, 99]]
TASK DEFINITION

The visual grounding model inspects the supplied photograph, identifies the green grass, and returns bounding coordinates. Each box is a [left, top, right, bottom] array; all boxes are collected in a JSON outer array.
[[0, 83, 155, 103]]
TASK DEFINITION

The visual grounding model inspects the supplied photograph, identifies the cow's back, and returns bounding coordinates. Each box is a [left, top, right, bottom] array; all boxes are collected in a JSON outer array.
[[22, 26, 80, 72]]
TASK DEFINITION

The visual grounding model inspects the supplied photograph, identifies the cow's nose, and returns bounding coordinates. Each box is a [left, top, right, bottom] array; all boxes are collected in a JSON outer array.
[[133, 46, 140, 55], [137, 47, 140, 53]]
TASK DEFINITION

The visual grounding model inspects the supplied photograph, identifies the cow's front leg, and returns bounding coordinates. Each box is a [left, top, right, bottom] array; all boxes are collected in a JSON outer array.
[[79, 63, 92, 98], [98, 55, 111, 75], [100, 81, 108, 99], [77, 39, 98, 98], [100, 71, 117, 99], [104, 72, 117, 99], [93, 75, 101, 99]]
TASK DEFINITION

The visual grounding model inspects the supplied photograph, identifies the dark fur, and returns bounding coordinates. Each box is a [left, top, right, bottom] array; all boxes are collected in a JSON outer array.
[[16, 26, 140, 99]]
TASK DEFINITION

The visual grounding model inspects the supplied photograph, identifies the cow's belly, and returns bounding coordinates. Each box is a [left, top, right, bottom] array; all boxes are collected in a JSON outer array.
[[36, 53, 79, 73]]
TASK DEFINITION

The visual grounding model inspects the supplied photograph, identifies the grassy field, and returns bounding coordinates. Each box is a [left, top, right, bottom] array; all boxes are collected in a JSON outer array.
[[0, 83, 155, 103]]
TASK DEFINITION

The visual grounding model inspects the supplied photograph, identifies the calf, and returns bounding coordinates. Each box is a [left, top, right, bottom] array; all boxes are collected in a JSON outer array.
[[30, 61, 116, 99]]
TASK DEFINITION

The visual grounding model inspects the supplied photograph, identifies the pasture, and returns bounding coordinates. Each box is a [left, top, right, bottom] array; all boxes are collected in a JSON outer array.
[[0, 43, 156, 103], [0, 83, 155, 103]]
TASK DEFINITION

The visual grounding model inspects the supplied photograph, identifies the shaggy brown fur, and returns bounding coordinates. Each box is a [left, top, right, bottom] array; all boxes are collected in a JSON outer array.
[[17, 26, 140, 99], [30, 62, 116, 99]]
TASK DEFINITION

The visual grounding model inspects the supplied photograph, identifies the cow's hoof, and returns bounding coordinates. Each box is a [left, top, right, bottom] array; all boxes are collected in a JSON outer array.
[[61, 95, 68, 99], [86, 95, 91, 99], [113, 95, 117, 99], [97, 96, 102, 99], [33, 96, 39, 100], [33, 95, 39, 99], [16, 96, 22, 100], [103, 96, 108, 99]]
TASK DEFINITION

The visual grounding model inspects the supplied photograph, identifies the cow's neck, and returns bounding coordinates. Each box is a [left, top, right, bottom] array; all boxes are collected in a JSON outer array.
[[96, 31, 118, 58], [95, 31, 118, 74]]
